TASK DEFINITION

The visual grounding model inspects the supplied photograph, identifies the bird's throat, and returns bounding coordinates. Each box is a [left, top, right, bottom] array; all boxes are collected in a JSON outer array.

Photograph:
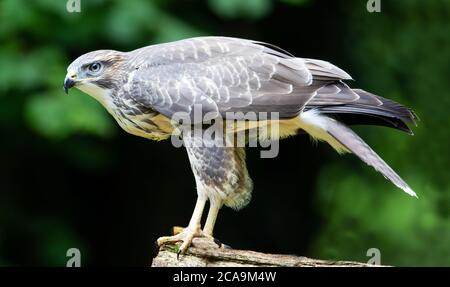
[[77, 83, 116, 114]]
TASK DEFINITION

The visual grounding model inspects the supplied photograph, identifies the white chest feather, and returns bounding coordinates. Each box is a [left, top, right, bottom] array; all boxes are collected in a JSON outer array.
[[77, 83, 173, 140], [77, 83, 116, 115]]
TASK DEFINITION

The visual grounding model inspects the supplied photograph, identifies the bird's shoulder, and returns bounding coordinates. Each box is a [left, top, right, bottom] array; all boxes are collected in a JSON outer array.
[[126, 37, 292, 68]]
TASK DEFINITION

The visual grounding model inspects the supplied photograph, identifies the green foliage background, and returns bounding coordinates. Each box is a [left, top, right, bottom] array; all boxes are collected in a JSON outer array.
[[0, 0, 449, 266]]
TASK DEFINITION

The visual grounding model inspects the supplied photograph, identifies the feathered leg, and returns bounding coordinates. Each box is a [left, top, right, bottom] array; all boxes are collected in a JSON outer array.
[[157, 130, 253, 255]]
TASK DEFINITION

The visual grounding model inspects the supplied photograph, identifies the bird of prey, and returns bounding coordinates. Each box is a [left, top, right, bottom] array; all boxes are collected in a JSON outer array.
[[64, 37, 418, 255]]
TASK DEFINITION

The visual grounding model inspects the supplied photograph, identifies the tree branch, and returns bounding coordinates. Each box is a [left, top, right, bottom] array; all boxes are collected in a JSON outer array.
[[152, 237, 379, 267]]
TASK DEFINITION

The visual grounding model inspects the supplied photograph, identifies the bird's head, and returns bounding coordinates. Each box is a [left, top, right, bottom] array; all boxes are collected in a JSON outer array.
[[64, 50, 127, 105]]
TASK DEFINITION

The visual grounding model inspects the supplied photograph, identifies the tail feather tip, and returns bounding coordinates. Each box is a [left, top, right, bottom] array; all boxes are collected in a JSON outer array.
[[404, 186, 418, 198]]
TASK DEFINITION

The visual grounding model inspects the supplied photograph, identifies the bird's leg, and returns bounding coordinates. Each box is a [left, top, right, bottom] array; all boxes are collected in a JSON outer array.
[[203, 200, 222, 236], [203, 200, 226, 248], [169, 201, 223, 242], [156, 196, 207, 255]]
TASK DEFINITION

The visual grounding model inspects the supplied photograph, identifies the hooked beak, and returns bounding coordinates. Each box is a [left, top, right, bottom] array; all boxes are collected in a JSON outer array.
[[63, 75, 77, 94]]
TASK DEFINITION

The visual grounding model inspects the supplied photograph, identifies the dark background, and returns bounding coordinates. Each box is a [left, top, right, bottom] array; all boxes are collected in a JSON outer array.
[[0, 0, 449, 266]]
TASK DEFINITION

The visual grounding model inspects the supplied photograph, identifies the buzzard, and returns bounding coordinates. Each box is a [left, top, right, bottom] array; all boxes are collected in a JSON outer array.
[[64, 37, 417, 256]]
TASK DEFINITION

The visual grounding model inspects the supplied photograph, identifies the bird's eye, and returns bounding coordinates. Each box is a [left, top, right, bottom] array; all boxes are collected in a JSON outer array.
[[88, 62, 102, 74]]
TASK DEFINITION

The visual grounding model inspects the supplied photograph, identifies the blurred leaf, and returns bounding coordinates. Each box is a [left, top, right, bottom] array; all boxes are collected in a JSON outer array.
[[280, 0, 309, 6], [32, 218, 85, 266], [0, 46, 66, 93], [25, 90, 115, 139], [33, 0, 66, 13], [0, 0, 35, 37], [208, 0, 272, 19], [106, 0, 157, 44], [154, 15, 205, 43]]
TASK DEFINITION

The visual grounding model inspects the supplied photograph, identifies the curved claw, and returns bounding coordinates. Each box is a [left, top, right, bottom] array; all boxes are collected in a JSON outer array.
[[157, 226, 227, 259], [157, 227, 200, 257], [213, 238, 222, 248]]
